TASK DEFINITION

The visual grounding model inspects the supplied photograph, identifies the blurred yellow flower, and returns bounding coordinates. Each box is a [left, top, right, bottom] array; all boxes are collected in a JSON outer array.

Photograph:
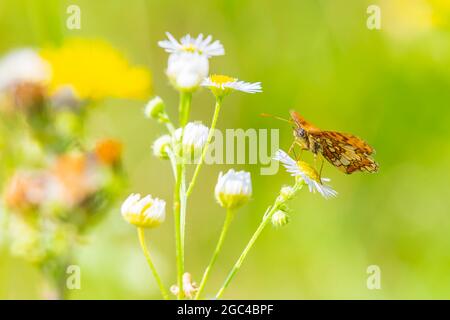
[[430, 0, 450, 27], [40, 38, 151, 100], [381, 0, 448, 39]]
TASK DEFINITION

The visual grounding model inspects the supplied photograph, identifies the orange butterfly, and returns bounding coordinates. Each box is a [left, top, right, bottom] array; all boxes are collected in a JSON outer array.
[[289, 111, 378, 174], [262, 111, 379, 174]]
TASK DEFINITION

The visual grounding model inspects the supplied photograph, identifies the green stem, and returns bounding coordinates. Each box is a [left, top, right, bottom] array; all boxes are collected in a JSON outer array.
[[215, 182, 302, 299], [158, 112, 176, 135], [173, 92, 191, 299], [173, 162, 184, 300], [195, 209, 235, 300], [186, 97, 223, 198], [179, 92, 192, 127], [137, 228, 170, 300], [163, 118, 176, 135]]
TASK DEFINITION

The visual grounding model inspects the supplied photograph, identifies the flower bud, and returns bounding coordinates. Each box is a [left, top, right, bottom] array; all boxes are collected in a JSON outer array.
[[121, 193, 166, 228], [152, 135, 172, 159], [215, 169, 252, 210], [271, 210, 290, 227], [279, 185, 296, 201], [174, 122, 208, 160], [144, 96, 165, 120]]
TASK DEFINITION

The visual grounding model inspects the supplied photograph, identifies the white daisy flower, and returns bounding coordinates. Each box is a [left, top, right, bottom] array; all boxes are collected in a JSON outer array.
[[274, 150, 337, 199], [0, 49, 50, 91], [166, 52, 209, 92], [121, 193, 166, 228], [174, 122, 209, 161], [158, 32, 224, 58], [201, 74, 262, 97], [215, 169, 252, 210]]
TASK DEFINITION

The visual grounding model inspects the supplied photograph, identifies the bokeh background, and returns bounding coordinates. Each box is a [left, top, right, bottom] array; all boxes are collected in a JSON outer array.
[[1, 0, 450, 299]]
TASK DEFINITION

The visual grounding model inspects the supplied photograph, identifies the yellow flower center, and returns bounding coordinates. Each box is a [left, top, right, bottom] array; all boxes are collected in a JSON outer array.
[[182, 44, 201, 54], [297, 160, 321, 183], [210, 74, 236, 85]]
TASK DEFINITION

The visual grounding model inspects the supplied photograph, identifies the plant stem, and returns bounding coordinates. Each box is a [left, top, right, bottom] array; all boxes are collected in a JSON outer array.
[[215, 209, 273, 299], [137, 227, 169, 300], [179, 92, 192, 127], [195, 208, 235, 300], [186, 97, 223, 198], [173, 92, 192, 299], [173, 161, 184, 300], [215, 182, 302, 299], [40, 259, 69, 300], [161, 115, 176, 134]]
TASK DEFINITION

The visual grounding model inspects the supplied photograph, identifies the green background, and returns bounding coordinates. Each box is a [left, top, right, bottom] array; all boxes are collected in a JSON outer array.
[[1, 0, 450, 299]]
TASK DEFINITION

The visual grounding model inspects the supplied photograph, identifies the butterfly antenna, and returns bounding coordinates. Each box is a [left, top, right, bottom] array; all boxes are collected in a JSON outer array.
[[260, 113, 292, 123]]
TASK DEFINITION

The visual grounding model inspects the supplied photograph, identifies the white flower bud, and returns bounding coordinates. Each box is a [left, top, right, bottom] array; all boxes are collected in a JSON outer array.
[[215, 169, 252, 210], [279, 185, 296, 201], [152, 135, 172, 159], [121, 193, 166, 228], [271, 210, 290, 227], [174, 122, 208, 160], [144, 96, 165, 119], [166, 52, 209, 92]]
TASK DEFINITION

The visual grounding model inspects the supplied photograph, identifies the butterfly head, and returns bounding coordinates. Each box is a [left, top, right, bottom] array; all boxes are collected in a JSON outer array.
[[293, 125, 310, 149]]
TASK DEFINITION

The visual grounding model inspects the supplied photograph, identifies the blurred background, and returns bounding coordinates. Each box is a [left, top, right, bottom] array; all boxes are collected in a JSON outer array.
[[0, 0, 450, 299]]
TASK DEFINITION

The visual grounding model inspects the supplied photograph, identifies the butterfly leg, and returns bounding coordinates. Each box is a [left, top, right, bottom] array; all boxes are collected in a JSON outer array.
[[288, 141, 296, 155], [319, 157, 324, 181], [313, 154, 325, 181], [288, 141, 300, 160]]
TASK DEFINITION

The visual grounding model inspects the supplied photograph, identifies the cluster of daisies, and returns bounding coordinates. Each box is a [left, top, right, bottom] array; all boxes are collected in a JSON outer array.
[[120, 32, 337, 300]]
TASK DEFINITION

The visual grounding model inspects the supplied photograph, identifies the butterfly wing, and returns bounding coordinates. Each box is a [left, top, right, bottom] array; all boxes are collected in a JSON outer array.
[[312, 131, 379, 174], [289, 111, 321, 132]]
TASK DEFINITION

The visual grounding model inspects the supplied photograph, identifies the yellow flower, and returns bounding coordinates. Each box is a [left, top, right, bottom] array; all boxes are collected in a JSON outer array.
[[40, 38, 151, 100]]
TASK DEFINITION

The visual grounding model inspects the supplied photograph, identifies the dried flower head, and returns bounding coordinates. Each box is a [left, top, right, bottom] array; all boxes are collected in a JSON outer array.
[[170, 272, 199, 299]]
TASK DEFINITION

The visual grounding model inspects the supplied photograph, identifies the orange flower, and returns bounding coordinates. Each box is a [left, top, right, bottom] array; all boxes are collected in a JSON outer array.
[[3, 171, 48, 210], [52, 153, 96, 206], [95, 139, 123, 165]]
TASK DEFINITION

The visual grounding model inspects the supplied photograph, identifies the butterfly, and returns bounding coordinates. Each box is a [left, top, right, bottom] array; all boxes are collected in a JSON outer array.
[[262, 111, 379, 174], [289, 111, 378, 174]]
